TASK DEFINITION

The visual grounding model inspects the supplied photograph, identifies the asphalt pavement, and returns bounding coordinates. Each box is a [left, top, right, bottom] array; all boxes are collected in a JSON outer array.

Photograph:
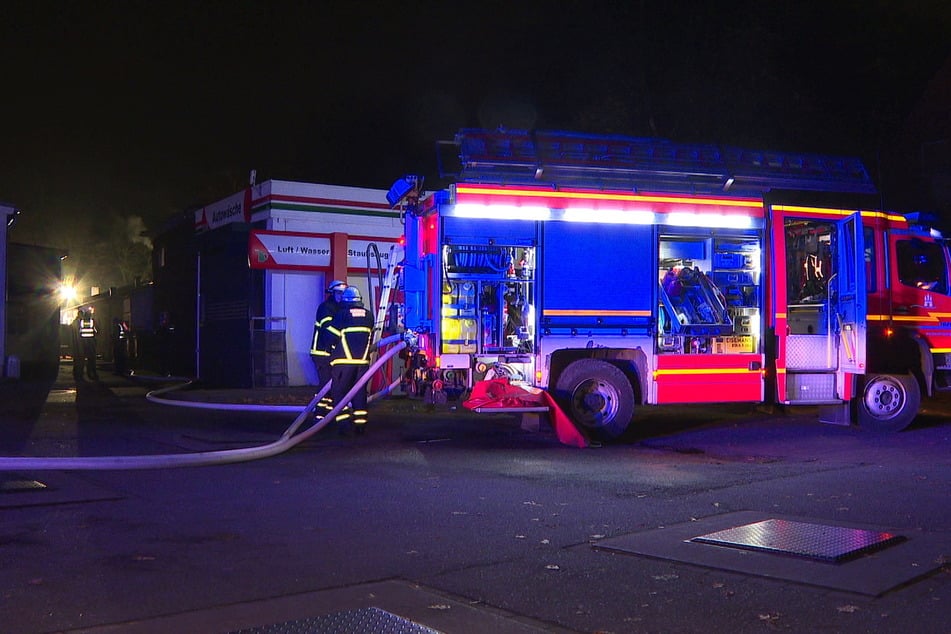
[[0, 361, 949, 634]]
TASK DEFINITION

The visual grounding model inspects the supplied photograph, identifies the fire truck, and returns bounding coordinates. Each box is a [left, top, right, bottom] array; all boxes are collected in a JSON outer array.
[[392, 129, 951, 441]]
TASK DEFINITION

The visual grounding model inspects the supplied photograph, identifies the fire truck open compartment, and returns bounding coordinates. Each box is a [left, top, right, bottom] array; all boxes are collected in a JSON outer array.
[[785, 219, 835, 336], [657, 230, 762, 356], [440, 243, 535, 356], [434, 214, 539, 390]]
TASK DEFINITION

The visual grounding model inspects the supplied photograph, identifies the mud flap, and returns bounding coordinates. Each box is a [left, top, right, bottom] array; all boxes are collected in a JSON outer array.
[[818, 402, 851, 426]]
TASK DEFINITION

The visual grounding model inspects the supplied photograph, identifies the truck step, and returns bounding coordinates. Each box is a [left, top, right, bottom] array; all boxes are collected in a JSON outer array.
[[783, 399, 844, 406], [472, 406, 550, 414]]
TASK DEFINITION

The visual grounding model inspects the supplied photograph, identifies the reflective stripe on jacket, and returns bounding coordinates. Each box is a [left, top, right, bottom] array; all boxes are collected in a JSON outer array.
[[327, 305, 373, 366], [310, 298, 341, 356]]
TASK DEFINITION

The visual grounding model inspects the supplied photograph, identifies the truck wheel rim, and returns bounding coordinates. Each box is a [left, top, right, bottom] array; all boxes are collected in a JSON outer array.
[[570, 379, 620, 428], [863, 378, 904, 420]]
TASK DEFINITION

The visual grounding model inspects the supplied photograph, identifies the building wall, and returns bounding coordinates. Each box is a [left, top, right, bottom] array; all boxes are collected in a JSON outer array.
[[264, 206, 403, 386], [199, 224, 260, 387], [156, 180, 404, 387], [6, 243, 64, 378], [267, 270, 325, 385]]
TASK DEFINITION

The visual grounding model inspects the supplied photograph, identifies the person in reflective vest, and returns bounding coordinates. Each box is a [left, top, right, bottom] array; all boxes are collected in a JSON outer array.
[[112, 317, 131, 375], [73, 308, 99, 381], [326, 286, 373, 435], [310, 279, 347, 416]]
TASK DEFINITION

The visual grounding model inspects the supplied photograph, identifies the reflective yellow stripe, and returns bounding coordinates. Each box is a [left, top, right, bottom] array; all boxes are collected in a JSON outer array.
[[456, 185, 762, 209], [654, 368, 755, 376]]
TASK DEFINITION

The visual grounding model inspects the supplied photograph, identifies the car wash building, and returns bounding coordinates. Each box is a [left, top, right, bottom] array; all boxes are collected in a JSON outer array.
[[152, 180, 402, 388]]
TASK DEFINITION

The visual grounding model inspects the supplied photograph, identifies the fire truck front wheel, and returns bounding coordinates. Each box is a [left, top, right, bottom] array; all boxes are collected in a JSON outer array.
[[554, 359, 635, 440], [857, 373, 920, 432]]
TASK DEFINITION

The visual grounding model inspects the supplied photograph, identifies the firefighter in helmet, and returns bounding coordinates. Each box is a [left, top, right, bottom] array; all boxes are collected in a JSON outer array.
[[310, 279, 347, 416], [326, 286, 374, 435]]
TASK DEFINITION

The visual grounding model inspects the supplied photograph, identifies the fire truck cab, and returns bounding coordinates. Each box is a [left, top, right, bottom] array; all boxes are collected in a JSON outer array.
[[396, 130, 949, 441]]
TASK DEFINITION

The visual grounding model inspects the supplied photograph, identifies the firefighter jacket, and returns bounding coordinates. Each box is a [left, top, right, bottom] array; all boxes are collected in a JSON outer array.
[[79, 318, 98, 339], [310, 298, 341, 358], [327, 303, 373, 366]]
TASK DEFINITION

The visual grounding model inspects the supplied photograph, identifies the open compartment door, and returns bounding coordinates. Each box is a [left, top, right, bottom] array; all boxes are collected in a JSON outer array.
[[833, 212, 866, 374]]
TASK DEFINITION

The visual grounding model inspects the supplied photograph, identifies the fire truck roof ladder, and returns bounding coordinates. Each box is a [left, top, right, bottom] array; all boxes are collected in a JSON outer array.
[[443, 129, 877, 197], [372, 244, 403, 345]]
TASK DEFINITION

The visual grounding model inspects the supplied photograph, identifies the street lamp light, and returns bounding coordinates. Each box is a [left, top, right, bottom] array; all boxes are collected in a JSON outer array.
[[58, 283, 77, 303]]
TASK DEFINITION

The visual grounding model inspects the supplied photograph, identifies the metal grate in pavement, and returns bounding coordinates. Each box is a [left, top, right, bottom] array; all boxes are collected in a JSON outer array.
[[593, 511, 945, 596], [690, 518, 905, 562], [230, 606, 442, 634]]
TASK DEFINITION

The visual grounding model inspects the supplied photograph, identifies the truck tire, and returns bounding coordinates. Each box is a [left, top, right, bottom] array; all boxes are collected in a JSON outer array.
[[857, 373, 920, 432], [554, 359, 635, 440]]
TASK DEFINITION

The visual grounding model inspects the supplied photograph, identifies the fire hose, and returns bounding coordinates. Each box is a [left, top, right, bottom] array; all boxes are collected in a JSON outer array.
[[0, 336, 407, 471]]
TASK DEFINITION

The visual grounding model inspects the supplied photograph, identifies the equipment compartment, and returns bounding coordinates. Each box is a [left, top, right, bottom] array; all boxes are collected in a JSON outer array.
[[657, 233, 763, 354], [440, 244, 536, 355]]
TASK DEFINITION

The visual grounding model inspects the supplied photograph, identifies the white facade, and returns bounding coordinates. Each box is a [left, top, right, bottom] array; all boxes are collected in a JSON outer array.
[[243, 181, 403, 386]]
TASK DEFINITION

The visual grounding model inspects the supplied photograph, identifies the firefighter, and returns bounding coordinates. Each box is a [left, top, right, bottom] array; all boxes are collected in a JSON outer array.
[[326, 286, 373, 435], [310, 279, 347, 416], [74, 308, 99, 381], [112, 317, 130, 375]]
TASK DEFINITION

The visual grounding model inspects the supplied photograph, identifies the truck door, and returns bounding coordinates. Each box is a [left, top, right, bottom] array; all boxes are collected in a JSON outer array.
[[832, 213, 866, 374], [778, 210, 865, 404]]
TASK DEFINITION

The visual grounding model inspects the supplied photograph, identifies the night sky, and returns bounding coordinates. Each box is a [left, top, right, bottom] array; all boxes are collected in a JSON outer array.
[[3, 1, 951, 251]]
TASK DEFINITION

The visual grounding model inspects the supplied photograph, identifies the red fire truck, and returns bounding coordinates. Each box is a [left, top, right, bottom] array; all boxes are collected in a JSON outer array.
[[392, 129, 950, 440]]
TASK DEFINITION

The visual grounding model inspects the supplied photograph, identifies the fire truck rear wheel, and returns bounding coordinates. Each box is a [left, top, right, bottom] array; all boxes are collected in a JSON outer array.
[[554, 359, 635, 440], [857, 373, 920, 432]]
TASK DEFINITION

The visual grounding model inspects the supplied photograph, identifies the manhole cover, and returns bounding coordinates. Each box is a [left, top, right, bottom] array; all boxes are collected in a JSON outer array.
[[230, 606, 442, 634], [690, 518, 905, 562]]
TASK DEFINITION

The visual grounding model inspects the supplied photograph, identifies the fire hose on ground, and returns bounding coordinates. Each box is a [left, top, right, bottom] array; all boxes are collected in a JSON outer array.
[[0, 336, 407, 471]]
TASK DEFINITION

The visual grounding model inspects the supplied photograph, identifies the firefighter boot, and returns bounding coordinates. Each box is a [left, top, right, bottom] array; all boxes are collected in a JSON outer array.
[[335, 409, 353, 436], [353, 408, 368, 435]]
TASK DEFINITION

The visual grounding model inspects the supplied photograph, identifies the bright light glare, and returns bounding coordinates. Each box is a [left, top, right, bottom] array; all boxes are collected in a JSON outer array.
[[58, 284, 77, 302], [452, 204, 551, 220], [666, 212, 753, 229], [564, 207, 655, 224]]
